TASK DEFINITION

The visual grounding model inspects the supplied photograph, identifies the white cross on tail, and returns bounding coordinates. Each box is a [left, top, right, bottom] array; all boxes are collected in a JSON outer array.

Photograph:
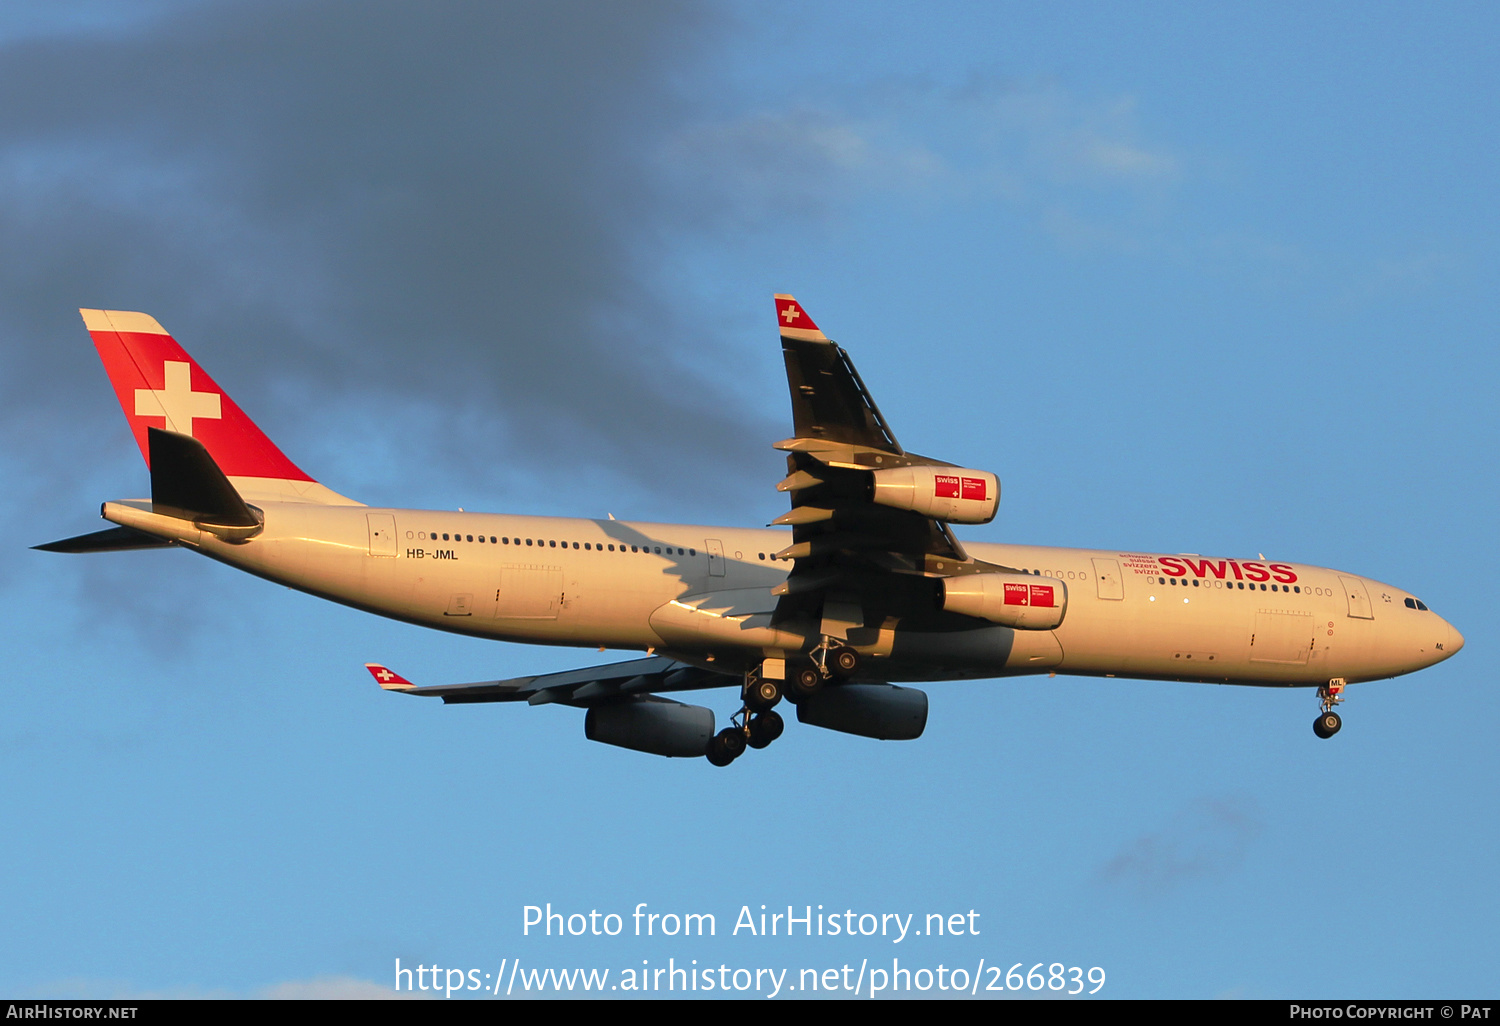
[[134, 361, 221, 436]]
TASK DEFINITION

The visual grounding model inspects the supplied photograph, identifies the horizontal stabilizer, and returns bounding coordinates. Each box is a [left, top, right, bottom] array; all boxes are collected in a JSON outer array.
[[149, 427, 260, 530], [33, 525, 175, 554]]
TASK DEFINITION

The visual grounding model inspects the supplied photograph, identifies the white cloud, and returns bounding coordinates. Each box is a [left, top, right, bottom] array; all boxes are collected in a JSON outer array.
[[26, 974, 417, 1000], [660, 79, 1180, 244], [1098, 794, 1264, 898], [259, 975, 416, 1000], [660, 107, 942, 220]]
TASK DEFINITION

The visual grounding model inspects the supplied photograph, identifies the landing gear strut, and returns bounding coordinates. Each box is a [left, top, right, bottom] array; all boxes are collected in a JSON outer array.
[[1313, 678, 1345, 739], [705, 661, 787, 766]]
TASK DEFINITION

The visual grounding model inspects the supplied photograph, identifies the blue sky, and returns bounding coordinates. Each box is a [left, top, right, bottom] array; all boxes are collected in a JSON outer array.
[[0, 1, 1494, 999]]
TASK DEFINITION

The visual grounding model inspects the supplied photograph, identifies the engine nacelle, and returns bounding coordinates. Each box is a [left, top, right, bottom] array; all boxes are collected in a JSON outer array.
[[940, 572, 1067, 630], [869, 466, 999, 524], [795, 684, 928, 740], [584, 696, 715, 758]]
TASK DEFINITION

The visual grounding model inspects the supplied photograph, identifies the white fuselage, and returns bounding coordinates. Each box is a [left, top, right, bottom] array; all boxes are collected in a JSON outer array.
[[103, 500, 1462, 689]]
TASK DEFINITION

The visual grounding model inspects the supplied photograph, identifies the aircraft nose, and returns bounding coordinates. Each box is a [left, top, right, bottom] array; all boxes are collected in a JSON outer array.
[[1446, 620, 1465, 658]]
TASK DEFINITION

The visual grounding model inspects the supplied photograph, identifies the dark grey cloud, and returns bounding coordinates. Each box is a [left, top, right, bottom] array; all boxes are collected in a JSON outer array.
[[1098, 794, 1264, 898], [0, 0, 778, 524]]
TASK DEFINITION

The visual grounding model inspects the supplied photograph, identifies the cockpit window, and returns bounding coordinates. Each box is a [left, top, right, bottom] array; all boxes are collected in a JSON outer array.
[[1405, 597, 1430, 611]]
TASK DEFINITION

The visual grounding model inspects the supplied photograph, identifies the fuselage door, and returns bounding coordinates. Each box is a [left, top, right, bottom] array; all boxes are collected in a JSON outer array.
[[1091, 557, 1124, 600], [367, 513, 397, 557], [1338, 575, 1374, 619], [1250, 610, 1315, 663], [706, 539, 726, 577], [494, 565, 563, 620]]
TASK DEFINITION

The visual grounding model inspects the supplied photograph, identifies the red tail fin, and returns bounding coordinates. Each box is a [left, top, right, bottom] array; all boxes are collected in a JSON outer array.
[[82, 309, 357, 505], [83, 309, 309, 478]]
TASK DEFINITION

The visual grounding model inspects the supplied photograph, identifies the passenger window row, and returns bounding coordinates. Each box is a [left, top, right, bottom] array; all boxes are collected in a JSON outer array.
[[1019, 568, 1089, 581], [409, 530, 695, 556], [1155, 577, 1302, 593]]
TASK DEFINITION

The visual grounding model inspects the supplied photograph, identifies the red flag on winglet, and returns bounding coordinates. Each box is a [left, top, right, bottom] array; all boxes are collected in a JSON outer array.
[[773, 294, 827, 341]]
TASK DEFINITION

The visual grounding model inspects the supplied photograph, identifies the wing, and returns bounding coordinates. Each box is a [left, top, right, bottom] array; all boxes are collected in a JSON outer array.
[[365, 656, 734, 706], [769, 294, 1017, 638]]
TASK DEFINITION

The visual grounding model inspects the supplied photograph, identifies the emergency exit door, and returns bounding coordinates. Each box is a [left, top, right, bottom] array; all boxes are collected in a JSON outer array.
[[1092, 557, 1124, 600], [367, 514, 397, 557]]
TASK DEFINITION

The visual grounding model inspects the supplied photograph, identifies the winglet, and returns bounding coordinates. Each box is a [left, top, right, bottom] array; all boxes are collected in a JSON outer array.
[[774, 294, 827, 342], [365, 663, 415, 691]]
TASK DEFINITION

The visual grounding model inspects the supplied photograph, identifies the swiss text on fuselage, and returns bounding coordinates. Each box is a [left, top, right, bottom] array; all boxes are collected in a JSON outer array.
[[1156, 557, 1297, 583]]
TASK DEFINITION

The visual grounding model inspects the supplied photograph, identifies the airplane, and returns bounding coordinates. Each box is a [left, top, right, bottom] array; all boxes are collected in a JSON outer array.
[[38, 297, 1463, 766]]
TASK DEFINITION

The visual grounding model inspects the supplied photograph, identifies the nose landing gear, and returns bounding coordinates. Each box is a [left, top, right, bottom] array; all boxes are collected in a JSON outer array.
[[1313, 678, 1346, 739]]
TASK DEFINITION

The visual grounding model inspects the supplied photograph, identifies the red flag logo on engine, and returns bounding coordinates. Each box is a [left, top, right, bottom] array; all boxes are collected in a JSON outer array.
[[1030, 585, 1055, 608], [935, 475, 960, 498], [1004, 582, 1030, 605], [961, 476, 987, 501]]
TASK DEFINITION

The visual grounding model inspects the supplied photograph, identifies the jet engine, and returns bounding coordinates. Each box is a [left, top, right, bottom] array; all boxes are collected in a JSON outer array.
[[869, 466, 999, 524], [795, 684, 928, 740], [940, 572, 1067, 630], [584, 696, 715, 758]]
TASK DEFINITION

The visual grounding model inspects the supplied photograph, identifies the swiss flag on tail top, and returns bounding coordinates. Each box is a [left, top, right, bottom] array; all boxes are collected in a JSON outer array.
[[81, 309, 313, 482], [774, 294, 827, 341]]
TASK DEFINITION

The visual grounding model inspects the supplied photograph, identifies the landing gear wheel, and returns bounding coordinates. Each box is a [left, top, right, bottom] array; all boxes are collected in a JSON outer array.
[[706, 727, 747, 765], [1313, 711, 1342, 739], [718, 726, 746, 759], [746, 710, 785, 749], [786, 665, 824, 703], [746, 678, 782, 713], [832, 646, 860, 678]]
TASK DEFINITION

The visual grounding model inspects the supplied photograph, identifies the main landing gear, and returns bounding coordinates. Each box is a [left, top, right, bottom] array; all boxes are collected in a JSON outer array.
[[1313, 678, 1346, 739], [784, 639, 859, 704], [706, 662, 786, 767], [705, 644, 861, 766], [706, 709, 783, 765]]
